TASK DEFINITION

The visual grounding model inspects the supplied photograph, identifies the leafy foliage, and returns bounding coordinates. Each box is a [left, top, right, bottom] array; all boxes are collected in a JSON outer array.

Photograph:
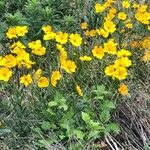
[[33, 85, 119, 148]]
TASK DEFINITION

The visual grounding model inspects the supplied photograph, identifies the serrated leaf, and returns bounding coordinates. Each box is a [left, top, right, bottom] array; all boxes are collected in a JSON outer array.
[[88, 130, 99, 139], [101, 100, 116, 110], [81, 112, 91, 123], [89, 121, 100, 130], [106, 123, 120, 134], [100, 110, 110, 123], [74, 129, 84, 140], [60, 122, 70, 130], [92, 85, 110, 98]]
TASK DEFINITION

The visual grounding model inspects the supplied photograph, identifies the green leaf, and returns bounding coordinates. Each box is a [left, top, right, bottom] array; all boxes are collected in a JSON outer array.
[[88, 130, 99, 139], [74, 130, 84, 140], [60, 122, 70, 130], [47, 108, 55, 115], [101, 100, 116, 110], [92, 85, 110, 98], [89, 121, 100, 130], [48, 101, 57, 107], [33, 127, 42, 133], [62, 104, 68, 111], [41, 121, 51, 130], [54, 92, 64, 101], [59, 134, 66, 140], [81, 112, 91, 123], [58, 103, 68, 111], [100, 110, 110, 123], [106, 123, 120, 134]]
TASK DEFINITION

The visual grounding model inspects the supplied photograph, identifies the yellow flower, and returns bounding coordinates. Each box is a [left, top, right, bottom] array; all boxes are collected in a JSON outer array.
[[10, 41, 26, 54], [109, 7, 117, 15], [118, 12, 127, 20], [56, 44, 68, 59], [28, 40, 46, 56], [32, 46, 46, 56], [50, 71, 61, 87], [34, 69, 43, 80], [142, 50, 150, 62], [42, 25, 52, 33], [148, 26, 150, 31], [76, 85, 83, 96], [107, 0, 116, 4], [113, 67, 128, 80], [125, 23, 133, 29], [16, 49, 35, 69], [55, 32, 68, 44], [141, 37, 150, 49], [2, 54, 17, 68], [28, 40, 40, 49], [130, 41, 140, 48], [15, 49, 29, 60], [105, 13, 116, 21], [6, 26, 28, 39], [122, 1, 130, 8], [92, 46, 105, 59], [61, 59, 77, 74], [132, 3, 139, 8], [81, 22, 88, 29], [84, 30, 90, 36], [20, 74, 33, 87], [22, 60, 35, 69], [95, 3, 105, 13], [103, 1, 112, 9], [0, 67, 12, 81], [69, 33, 82, 47], [117, 49, 132, 58], [6, 27, 17, 39], [104, 39, 117, 54], [135, 8, 150, 25], [79, 55, 92, 61], [89, 29, 97, 37], [103, 20, 116, 33], [0, 56, 5, 66], [38, 77, 49, 88], [96, 28, 109, 38], [137, 4, 148, 13], [43, 32, 56, 40], [16, 26, 28, 37], [118, 83, 129, 96], [114, 57, 132, 68], [105, 65, 116, 77], [42, 25, 55, 41]]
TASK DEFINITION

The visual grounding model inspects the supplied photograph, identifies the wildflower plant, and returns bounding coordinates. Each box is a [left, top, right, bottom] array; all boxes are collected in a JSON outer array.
[[1, 0, 150, 149]]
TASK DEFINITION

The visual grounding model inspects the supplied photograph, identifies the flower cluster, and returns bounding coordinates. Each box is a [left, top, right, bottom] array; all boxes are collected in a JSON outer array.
[[1, 0, 150, 97], [6, 26, 28, 39], [141, 37, 150, 62], [28, 40, 46, 56], [135, 4, 150, 26], [105, 49, 132, 80]]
